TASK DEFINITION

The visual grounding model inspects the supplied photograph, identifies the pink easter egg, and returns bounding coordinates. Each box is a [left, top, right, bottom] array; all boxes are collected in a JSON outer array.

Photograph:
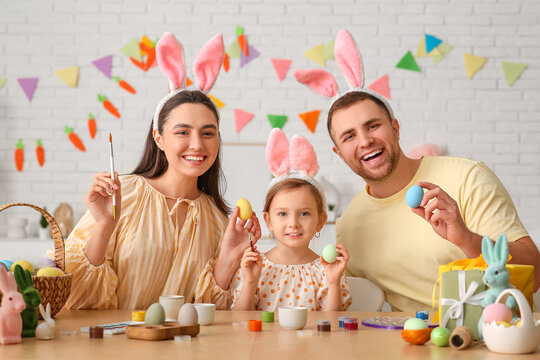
[[482, 303, 513, 323]]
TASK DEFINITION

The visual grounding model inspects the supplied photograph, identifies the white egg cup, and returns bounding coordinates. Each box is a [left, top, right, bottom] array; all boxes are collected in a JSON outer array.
[[483, 289, 540, 354], [159, 295, 185, 321], [278, 307, 308, 330], [193, 303, 216, 326]]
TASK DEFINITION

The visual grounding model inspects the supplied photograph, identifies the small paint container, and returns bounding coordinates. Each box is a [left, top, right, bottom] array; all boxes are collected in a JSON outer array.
[[174, 335, 191, 342], [338, 316, 351, 329], [249, 319, 262, 332], [89, 326, 104, 338], [132, 310, 146, 321], [344, 318, 359, 331], [415, 311, 428, 321], [317, 320, 331, 332], [261, 311, 274, 322]]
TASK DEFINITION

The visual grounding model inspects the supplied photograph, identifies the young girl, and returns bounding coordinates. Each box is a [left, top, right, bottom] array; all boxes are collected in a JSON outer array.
[[230, 129, 351, 311], [58, 33, 260, 310]]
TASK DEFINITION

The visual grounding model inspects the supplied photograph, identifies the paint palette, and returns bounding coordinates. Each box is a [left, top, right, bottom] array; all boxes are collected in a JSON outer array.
[[361, 316, 438, 330], [126, 321, 200, 341], [81, 321, 141, 335]]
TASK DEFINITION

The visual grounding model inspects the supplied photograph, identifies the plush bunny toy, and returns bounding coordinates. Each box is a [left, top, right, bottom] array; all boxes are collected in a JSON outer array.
[[13, 264, 41, 338], [36, 303, 55, 340], [293, 29, 394, 115], [0, 267, 26, 344]]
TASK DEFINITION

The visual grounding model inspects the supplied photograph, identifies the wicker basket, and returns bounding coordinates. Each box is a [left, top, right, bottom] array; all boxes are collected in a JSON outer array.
[[0, 203, 72, 318]]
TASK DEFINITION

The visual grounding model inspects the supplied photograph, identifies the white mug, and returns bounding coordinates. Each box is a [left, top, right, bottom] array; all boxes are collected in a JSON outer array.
[[159, 295, 185, 321], [193, 303, 216, 326]]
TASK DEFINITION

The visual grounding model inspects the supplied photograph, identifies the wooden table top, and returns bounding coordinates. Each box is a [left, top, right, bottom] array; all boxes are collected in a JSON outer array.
[[0, 310, 538, 359]]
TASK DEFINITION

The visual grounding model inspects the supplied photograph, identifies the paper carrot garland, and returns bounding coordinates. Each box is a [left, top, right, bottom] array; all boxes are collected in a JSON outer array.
[[140, 43, 156, 71], [64, 126, 86, 152], [97, 94, 121, 118], [14, 139, 24, 172], [88, 113, 97, 139], [237, 34, 249, 56], [113, 76, 136, 94], [130, 57, 146, 71], [35, 139, 45, 167], [223, 53, 230, 72]]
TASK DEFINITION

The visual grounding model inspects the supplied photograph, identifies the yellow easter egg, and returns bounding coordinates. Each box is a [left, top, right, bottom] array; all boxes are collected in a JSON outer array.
[[36, 267, 65, 277], [516, 320, 522, 327], [496, 321, 511, 328], [236, 198, 253, 220], [10, 260, 33, 273]]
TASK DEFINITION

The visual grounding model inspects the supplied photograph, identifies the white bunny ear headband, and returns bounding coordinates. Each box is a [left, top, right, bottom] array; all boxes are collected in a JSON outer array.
[[153, 32, 225, 130], [293, 29, 394, 118], [266, 128, 326, 211]]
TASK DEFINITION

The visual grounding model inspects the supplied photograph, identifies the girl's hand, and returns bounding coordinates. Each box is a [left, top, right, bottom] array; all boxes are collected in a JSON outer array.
[[221, 207, 262, 262], [84, 172, 121, 225], [240, 247, 262, 285], [321, 244, 350, 285], [411, 182, 472, 249]]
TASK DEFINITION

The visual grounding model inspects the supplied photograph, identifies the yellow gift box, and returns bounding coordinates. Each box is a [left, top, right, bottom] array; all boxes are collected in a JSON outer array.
[[433, 254, 534, 323]]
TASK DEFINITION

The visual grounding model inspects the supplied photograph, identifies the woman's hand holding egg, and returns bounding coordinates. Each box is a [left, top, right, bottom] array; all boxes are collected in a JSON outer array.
[[221, 198, 261, 261]]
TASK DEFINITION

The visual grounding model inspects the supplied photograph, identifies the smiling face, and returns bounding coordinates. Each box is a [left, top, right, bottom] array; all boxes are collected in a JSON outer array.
[[330, 99, 402, 183], [154, 103, 220, 179], [264, 185, 326, 251]]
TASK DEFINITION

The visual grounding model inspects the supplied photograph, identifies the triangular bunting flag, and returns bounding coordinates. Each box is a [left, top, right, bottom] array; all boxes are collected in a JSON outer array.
[[501, 62, 527, 87], [323, 40, 335, 60], [425, 34, 443, 53], [227, 39, 242, 59], [396, 51, 420, 72], [92, 55, 113, 79], [267, 114, 287, 129], [0, 77, 6, 91], [463, 53, 487, 79], [304, 44, 325, 67], [415, 38, 441, 58], [55, 66, 79, 88], [298, 110, 320, 134], [367, 74, 391, 100], [234, 109, 254, 133], [432, 43, 453, 65], [271, 59, 292, 82], [17, 78, 38, 101], [120, 38, 142, 61], [186, 77, 193, 87], [208, 94, 225, 109], [240, 45, 260, 67], [140, 36, 153, 55]]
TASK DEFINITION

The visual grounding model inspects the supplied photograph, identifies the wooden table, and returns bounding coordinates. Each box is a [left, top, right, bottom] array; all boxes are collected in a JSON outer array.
[[1, 310, 538, 359]]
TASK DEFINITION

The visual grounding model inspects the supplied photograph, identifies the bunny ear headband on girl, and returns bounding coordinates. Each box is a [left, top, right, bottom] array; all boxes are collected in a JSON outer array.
[[293, 29, 394, 118], [266, 128, 326, 210], [153, 32, 225, 130]]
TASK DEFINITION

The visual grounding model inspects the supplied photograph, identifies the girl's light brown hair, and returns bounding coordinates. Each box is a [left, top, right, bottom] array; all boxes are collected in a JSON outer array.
[[264, 178, 325, 215]]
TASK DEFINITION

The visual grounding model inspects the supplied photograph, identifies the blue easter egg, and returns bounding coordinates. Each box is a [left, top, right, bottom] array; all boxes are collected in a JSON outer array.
[[0, 260, 13, 271], [406, 185, 424, 208]]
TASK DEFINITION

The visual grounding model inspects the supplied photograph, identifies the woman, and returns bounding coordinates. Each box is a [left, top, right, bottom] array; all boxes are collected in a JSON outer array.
[[60, 33, 260, 310]]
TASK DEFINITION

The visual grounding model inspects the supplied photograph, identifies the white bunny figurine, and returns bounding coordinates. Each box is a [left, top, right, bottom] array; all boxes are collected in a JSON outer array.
[[0, 266, 26, 344], [36, 303, 55, 340]]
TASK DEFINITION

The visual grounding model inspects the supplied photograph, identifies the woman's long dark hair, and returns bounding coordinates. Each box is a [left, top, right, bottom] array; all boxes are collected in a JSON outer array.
[[132, 90, 231, 216]]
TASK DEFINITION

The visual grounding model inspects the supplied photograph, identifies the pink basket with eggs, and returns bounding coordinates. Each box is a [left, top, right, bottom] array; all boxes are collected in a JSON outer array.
[[482, 288, 540, 354], [0, 203, 72, 318]]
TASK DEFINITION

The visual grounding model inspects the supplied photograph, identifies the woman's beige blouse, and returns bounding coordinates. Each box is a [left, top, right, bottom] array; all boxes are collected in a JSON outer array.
[[56, 175, 231, 310]]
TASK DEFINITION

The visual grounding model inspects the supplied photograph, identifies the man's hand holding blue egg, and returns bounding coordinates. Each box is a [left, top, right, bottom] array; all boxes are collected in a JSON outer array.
[[407, 182, 475, 252]]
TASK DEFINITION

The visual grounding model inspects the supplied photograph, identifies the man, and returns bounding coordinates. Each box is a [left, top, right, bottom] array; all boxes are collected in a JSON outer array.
[[330, 91, 540, 311]]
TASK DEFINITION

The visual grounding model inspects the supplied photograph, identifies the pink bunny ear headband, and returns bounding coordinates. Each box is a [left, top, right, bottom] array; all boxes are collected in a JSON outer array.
[[293, 29, 394, 118], [266, 128, 326, 211], [153, 32, 225, 130]]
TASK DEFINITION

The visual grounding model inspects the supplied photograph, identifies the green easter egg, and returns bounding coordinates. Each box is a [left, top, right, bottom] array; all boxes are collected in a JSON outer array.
[[430, 326, 451, 347], [322, 244, 338, 263], [403, 318, 428, 330], [145, 303, 166, 325]]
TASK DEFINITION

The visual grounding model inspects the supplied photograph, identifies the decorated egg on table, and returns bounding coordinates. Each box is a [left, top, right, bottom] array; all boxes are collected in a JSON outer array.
[[401, 318, 432, 345], [36, 267, 65, 277], [145, 303, 166, 325], [236, 198, 253, 220], [0, 260, 11, 271], [482, 303, 513, 323], [405, 185, 424, 208], [178, 303, 198, 326], [10, 260, 33, 273], [322, 244, 338, 264], [430, 326, 451, 347]]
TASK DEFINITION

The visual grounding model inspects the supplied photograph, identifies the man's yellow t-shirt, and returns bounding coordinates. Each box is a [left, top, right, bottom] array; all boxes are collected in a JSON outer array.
[[337, 156, 529, 311]]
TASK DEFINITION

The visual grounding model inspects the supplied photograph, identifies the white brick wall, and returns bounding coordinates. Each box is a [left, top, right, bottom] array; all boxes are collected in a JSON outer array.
[[0, 0, 539, 251]]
